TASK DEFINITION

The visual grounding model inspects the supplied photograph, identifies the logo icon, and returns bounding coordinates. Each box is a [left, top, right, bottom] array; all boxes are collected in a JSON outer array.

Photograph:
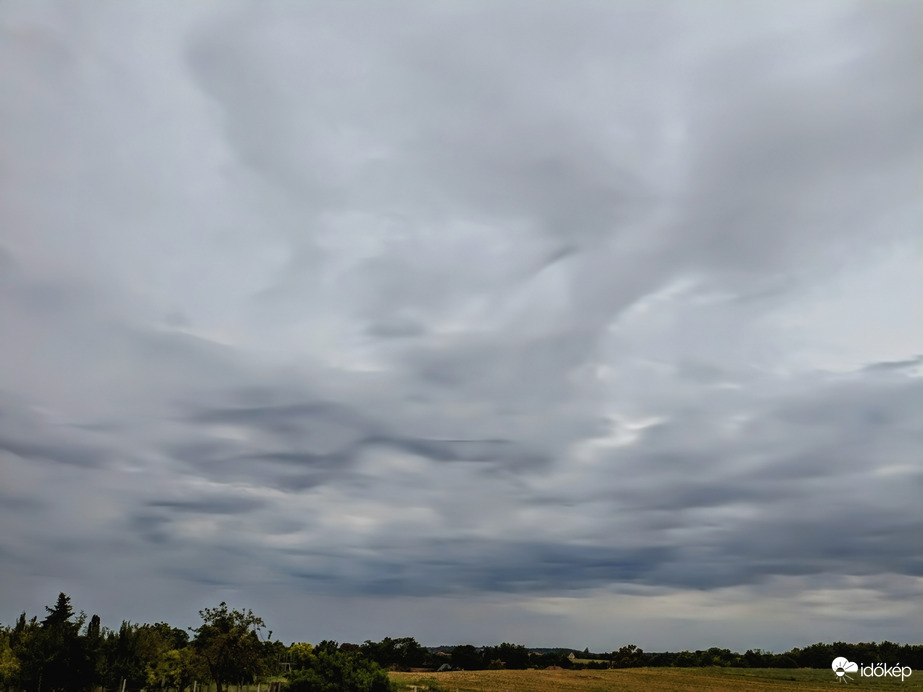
[[832, 657, 858, 683]]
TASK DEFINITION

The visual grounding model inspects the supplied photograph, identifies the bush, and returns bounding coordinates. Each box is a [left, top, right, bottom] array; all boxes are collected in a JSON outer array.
[[286, 650, 394, 692]]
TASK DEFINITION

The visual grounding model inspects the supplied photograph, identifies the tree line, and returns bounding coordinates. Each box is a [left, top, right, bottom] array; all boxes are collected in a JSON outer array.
[[0, 594, 390, 692], [428, 642, 923, 671], [612, 642, 923, 670], [1, 593, 920, 692]]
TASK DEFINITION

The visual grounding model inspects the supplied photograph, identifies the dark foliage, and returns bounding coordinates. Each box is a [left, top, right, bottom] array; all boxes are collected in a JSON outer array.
[[287, 649, 394, 692], [360, 637, 430, 671]]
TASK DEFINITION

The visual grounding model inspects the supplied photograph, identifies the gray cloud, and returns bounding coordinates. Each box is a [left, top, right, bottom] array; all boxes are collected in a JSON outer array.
[[147, 497, 269, 515], [1, 0, 921, 651]]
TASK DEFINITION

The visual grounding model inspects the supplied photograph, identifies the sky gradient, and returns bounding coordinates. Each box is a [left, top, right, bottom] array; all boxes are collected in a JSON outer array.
[[1, 1, 921, 652]]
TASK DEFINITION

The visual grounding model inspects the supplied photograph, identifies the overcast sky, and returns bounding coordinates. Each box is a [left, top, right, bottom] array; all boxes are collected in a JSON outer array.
[[1, 1, 921, 652]]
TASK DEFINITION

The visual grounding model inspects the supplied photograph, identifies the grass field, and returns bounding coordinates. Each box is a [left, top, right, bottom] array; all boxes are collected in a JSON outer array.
[[391, 667, 922, 691]]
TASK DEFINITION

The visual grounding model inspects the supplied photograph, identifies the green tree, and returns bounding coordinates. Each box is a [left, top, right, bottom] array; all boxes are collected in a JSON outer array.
[[27, 593, 93, 691], [8, 613, 39, 691], [289, 642, 315, 669], [40, 595, 74, 629], [449, 644, 483, 671], [81, 614, 104, 690], [479, 643, 529, 670], [0, 628, 22, 690], [102, 621, 150, 690], [151, 647, 207, 691], [287, 649, 393, 692], [672, 650, 696, 667], [314, 640, 339, 656], [191, 602, 266, 692], [3, 594, 87, 692], [495, 643, 530, 670], [610, 644, 644, 668]]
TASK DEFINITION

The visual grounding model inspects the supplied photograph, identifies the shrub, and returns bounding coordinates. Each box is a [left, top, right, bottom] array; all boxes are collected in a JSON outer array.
[[286, 649, 394, 692]]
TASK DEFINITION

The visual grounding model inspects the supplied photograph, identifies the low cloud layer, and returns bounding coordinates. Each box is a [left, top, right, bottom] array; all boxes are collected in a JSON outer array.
[[1, 1, 921, 650]]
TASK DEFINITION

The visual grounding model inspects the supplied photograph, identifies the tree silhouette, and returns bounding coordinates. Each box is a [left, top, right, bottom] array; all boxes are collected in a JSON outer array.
[[27, 593, 91, 691], [41, 594, 74, 629]]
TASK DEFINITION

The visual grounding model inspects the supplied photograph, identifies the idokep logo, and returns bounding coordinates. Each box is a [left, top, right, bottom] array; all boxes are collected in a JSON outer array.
[[832, 657, 858, 683], [832, 656, 913, 683]]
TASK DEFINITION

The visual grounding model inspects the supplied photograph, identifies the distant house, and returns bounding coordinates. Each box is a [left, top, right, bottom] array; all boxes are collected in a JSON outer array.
[[568, 652, 576, 660], [435, 651, 451, 657]]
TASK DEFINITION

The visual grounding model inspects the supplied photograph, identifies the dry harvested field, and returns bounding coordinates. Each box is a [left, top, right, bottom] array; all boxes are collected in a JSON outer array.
[[391, 667, 923, 691]]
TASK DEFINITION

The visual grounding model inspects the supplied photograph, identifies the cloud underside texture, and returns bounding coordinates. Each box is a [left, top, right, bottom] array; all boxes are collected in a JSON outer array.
[[1, 1, 921, 648]]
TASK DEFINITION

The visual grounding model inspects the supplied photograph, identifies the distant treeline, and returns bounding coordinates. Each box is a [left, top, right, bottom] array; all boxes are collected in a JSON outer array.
[[601, 642, 923, 670], [1, 593, 920, 692], [424, 642, 923, 671]]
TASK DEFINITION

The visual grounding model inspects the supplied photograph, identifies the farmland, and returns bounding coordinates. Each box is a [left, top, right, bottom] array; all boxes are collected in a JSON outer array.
[[392, 667, 923, 691]]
